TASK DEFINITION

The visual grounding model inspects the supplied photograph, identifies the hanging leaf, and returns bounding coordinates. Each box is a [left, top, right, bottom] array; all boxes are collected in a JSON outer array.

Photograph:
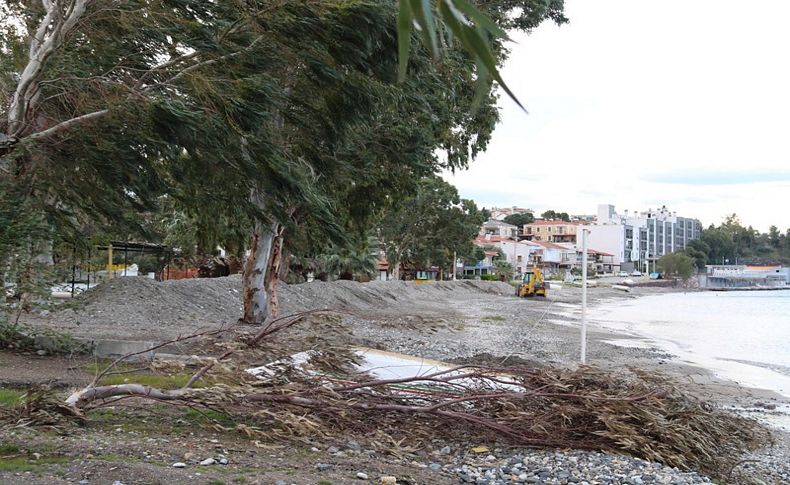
[[398, 0, 525, 111]]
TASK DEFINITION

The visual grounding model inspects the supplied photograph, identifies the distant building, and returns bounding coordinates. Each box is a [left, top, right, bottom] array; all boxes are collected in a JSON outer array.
[[586, 204, 702, 273], [700, 265, 790, 288], [480, 219, 519, 239], [490, 206, 534, 221], [470, 235, 541, 277], [522, 220, 586, 243]]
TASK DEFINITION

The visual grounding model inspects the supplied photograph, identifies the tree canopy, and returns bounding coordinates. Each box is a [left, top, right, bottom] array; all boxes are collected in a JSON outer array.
[[1, 0, 569, 321], [540, 210, 571, 222], [379, 176, 485, 278], [657, 252, 695, 280], [503, 212, 535, 227]]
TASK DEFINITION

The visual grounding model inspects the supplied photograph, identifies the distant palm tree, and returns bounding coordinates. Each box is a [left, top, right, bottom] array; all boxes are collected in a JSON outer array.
[[322, 236, 379, 281]]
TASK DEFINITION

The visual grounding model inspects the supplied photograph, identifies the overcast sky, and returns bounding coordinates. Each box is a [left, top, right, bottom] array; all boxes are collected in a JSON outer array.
[[442, 0, 790, 232]]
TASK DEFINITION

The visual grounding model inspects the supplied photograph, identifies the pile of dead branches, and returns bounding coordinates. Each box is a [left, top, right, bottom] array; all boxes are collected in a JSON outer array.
[[33, 310, 771, 479]]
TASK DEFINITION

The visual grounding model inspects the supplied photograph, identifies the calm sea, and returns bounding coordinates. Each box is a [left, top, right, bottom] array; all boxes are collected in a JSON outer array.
[[589, 290, 790, 397]]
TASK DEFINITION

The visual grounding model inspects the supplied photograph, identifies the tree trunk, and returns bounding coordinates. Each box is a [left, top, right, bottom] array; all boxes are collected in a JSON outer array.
[[241, 219, 280, 324]]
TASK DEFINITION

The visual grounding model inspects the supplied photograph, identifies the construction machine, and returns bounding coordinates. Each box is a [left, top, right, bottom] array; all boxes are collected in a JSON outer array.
[[516, 266, 547, 298]]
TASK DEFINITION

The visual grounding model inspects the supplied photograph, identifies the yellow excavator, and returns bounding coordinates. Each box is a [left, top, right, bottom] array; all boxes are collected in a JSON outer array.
[[516, 266, 547, 298]]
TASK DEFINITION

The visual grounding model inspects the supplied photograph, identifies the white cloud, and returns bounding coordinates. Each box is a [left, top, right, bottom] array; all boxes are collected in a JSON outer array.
[[443, 0, 790, 232]]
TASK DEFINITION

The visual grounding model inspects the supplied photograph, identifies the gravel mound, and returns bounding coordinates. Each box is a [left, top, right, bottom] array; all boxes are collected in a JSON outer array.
[[49, 276, 514, 339]]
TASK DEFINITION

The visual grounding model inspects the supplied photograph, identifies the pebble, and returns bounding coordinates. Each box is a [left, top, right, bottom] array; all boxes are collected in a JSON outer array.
[[198, 457, 215, 465], [218, 457, 228, 465], [429, 463, 442, 471], [316, 463, 333, 471], [274, 481, 287, 485], [356, 472, 369, 479], [440, 445, 452, 455], [380, 477, 397, 484], [327, 446, 340, 453], [447, 449, 715, 484], [347, 440, 361, 450], [171, 462, 186, 468]]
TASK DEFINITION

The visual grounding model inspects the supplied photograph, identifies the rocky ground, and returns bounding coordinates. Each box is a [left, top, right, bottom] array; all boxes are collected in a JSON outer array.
[[3, 277, 790, 484]]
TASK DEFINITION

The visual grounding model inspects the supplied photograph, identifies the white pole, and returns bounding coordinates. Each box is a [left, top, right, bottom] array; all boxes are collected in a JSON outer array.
[[453, 251, 457, 281], [581, 229, 588, 365]]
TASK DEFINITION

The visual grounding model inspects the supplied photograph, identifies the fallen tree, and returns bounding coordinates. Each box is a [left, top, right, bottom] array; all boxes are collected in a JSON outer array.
[[0, 310, 765, 479]]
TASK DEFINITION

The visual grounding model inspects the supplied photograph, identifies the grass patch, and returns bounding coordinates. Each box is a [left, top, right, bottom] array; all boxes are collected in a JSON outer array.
[[83, 363, 206, 389], [481, 315, 506, 322], [0, 456, 69, 472], [183, 408, 235, 426], [0, 443, 20, 455], [0, 388, 23, 407]]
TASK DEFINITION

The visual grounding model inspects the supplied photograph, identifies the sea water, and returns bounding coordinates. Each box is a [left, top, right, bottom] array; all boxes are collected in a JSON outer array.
[[589, 290, 790, 398]]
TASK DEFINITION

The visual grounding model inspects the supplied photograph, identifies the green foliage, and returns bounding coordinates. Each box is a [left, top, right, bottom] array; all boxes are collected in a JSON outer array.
[[380, 176, 485, 275], [0, 389, 23, 407], [493, 260, 513, 280], [657, 252, 695, 279], [541, 210, 570, 222], [684, 239, 709, 269], [700, 214, 789, 265], [503, 212, 535, 227]]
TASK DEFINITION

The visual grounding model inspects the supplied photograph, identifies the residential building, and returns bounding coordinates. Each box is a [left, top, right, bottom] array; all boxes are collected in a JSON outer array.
[[530, 240, 576, 274], [480, 219, 519, 239], [490, 206, 534, 221], [469, 235, 541, 277], [522, 220, 586, 243], [586, 204, 702, 273]]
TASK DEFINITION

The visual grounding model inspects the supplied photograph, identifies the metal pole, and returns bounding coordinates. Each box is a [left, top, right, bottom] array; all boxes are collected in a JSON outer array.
[[87, 247, 91, 289], [107, 244, 113, 279], [124, 248, 128, 276], [581, 229, 588, 365], [452, 251, 457, 281], [70, 244, 76, 297]]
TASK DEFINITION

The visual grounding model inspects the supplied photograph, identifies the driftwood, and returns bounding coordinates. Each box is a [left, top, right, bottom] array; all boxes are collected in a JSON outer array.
[[25, 310, 769, 479]]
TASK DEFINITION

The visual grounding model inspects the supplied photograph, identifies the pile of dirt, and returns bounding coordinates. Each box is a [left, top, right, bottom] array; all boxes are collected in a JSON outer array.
[[35, 277, 514, 340]]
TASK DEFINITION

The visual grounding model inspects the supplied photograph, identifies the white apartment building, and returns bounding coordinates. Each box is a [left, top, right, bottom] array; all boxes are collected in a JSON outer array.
[[586, 204, 702, 273]]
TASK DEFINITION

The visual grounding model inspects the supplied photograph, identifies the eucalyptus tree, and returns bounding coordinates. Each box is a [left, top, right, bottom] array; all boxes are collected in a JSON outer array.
[[1, 0, 567, 323]]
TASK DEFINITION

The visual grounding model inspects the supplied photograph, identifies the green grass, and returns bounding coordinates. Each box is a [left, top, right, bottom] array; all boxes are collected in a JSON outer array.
[[482, 315, 506, 322], [0, 443, 20, 455], [0, 388, 23, 407], [0, 445, 68, 472], [83, 363, 206, 389], [182, 408, 235, 426], [0, 456, 69, 472]]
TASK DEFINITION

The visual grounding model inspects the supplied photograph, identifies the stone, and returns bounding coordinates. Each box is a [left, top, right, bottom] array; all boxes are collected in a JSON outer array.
[[199, 458, 215, 466], [327, 446, 340, 454], [36, 350, 47, 356], [347, 440, 361, 450], [429, 463, 442, 471], [183, 452, 195, 460], [317, 463, 333, 471], [218, 457, 228, 465], [172, 462, 186, 468], [79, 481, 88, 485], [380, 477, 397, 484], [311, 447, 320, 452], [356, 472, 369, 480], [275, 481, 287, 485], [440, 446, 452, 455], [485, 455, 496, 462]]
